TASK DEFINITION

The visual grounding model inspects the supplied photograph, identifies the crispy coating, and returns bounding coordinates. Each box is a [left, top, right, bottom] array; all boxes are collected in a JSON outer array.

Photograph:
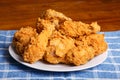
[[67, 34, 107, 65], [12, 27, 38, 56], [23, 19, 55, 63], [44, 46, 65, 64], [75, 34, 108, 55], [41, 9, 72, 21], [38, 9, 72, 33], [59, 21, 100, 37], [13, 9, 107, 65], [44, 31, 75, 64], [66, 46, 95, 66], [85, 34, 108, 56]]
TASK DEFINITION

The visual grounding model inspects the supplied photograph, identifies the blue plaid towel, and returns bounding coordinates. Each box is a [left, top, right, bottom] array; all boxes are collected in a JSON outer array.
[[0, 30, 120, 80]]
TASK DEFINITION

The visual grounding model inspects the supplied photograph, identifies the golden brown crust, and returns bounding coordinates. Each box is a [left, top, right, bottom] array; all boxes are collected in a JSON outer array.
[[44, 31, 75, 64], [12, 9, 107, 65], [59, 21, 100, 37], [41, 9, 72, 21], [23, 19, 55, 63], [12, 27, 38, 56], [66, 34, 107, 65]]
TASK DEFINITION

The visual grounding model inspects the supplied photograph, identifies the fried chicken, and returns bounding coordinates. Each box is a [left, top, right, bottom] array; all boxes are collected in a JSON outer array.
[[12, 27, 38, 56], [66, 45, 95, 66], [59, 21, 100, 37], [41, 9, 72, 21], [67, 34, 107, 65], [44, 31, 75, 64], [12, 9, 107, 66], [23, 19, 55, 63], [38, 9, 72, 32], [85, 34, 108, 56]]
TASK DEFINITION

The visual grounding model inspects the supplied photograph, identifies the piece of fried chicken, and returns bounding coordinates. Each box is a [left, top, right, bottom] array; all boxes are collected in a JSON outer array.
[[44, 31, 75, 64], [85, 34, 108, 56], [12, 27, 38, 56], [66, 34, 107, 66], [75, 34, 108, 56], [66, 45, 95, 66], [59, 21, 100, 37], [37, 9, 72, 33], [23, 19, 55, 63], [41, 9, 72, 21]]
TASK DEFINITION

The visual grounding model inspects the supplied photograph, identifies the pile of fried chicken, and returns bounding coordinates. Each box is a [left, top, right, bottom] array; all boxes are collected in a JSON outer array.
[[12, 9, 107, 66]]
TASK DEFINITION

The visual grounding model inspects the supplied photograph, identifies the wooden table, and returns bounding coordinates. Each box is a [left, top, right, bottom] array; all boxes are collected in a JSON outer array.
[[0, 0, 120, 31]]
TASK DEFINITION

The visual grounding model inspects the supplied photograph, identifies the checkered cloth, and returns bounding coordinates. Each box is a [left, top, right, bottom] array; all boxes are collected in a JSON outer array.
[[0, 30, 120, 80]]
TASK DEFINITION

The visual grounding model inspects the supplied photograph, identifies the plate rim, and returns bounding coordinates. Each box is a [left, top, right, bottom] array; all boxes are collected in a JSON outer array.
[[9, 44, 108, 72]]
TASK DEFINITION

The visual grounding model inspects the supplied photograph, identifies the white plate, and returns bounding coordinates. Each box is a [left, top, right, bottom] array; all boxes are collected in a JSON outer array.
[[9, 45, 108, 72]]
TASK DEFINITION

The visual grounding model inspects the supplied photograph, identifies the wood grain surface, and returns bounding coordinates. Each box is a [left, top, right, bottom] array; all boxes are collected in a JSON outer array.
[[0, 0, 120, 31]]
